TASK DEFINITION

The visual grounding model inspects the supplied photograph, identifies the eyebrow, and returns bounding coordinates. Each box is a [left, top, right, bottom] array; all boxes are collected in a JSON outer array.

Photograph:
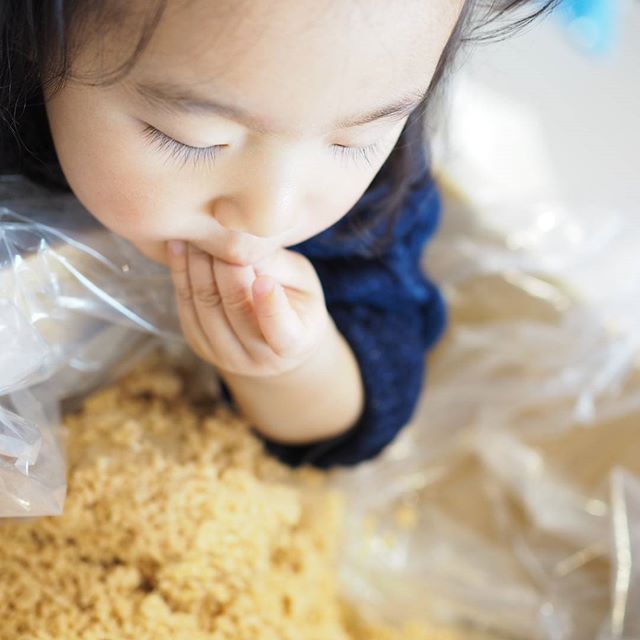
[[134, 80, 427, 133]]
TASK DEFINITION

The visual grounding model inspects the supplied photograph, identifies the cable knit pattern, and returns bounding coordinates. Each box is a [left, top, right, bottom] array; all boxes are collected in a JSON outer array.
[[221, 154, 446, 467]]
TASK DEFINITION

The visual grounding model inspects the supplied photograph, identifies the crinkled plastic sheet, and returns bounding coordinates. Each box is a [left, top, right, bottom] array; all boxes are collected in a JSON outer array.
[[328, 67, 640, 638], [1, 167, 639, 637], [333, 186, 640, 637], [0, 176, 180, 516]]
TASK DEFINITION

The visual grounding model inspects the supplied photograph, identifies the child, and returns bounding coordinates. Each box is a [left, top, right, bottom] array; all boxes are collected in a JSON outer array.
[[0, 0, 558, 467]]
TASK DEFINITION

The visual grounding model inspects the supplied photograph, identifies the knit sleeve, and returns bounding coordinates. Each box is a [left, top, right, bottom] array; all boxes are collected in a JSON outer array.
[[258, 170, 447, 468]]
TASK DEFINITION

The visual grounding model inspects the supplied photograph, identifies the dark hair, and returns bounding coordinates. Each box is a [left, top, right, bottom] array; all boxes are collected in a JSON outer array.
[[0, 1, 560, 245]]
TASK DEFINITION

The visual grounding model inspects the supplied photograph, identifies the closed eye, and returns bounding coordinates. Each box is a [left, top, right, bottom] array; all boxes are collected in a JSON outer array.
[[142, 124, 225, 168], [143, 123, 385, 170], [330, 142, 384, 168]]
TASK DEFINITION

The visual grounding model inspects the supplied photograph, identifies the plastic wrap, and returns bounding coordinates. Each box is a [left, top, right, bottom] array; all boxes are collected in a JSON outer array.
[[0, 176, 180, 516], [605, 469, 640, 640], [333, 189, 640, 639], [334, 74, 640, 638]]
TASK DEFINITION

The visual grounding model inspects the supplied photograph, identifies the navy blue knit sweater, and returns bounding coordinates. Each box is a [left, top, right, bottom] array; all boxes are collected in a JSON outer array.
[[221, 153, 446, 468]]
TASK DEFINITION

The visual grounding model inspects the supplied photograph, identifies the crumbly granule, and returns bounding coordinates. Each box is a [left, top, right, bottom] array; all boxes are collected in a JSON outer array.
[[0, 356, 458, 640]]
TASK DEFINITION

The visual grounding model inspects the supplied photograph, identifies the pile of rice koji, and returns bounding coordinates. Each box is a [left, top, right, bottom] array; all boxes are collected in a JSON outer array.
[[0, 356, 458, 640]]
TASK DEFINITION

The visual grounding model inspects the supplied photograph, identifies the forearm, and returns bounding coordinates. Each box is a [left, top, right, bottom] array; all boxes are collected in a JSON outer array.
[[217, 319, 364, 444]]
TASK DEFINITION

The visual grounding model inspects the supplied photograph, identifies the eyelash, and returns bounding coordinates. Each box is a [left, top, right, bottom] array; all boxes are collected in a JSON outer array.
[[331, 142, 383, 167], [142, 124, 223, 168], [142, 123, 383, 168]]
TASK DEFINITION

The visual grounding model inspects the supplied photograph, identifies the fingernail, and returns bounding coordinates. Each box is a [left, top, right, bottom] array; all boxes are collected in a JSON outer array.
[[168, 240, 185, 257]]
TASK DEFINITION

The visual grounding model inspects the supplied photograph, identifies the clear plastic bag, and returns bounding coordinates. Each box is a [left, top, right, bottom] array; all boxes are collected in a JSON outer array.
[[334, 190, 640, 638], [335, 75, 640, 638], [602, 469, 640, 640], [0, 176, 180, 516]]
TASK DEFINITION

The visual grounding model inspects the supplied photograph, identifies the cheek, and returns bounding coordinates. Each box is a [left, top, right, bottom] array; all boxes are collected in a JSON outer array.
[[45, 86, 199, 243], [307, 151, 396, 238], [321, 126, 405, 226]]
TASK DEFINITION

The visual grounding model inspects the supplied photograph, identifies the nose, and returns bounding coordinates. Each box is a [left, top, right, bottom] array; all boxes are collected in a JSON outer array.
[[211, 169, 299, 239]]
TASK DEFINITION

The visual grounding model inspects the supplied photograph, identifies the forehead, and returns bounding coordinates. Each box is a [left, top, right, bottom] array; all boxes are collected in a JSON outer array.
[[92, 0, 463, 130]]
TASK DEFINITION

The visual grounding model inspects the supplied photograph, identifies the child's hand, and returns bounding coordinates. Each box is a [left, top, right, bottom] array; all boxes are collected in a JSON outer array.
[[166, 240, 332, 378]]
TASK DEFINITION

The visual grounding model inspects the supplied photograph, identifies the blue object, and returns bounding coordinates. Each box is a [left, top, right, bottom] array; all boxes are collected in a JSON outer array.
[[556, 0, 619, 54], [219, 150, 447, 468]]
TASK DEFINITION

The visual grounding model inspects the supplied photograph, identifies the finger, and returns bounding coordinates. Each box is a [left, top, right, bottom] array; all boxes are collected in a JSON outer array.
[[187, 243, 249, 361], [252, 249, 321, 293], [212, 258, 267, 354], [253, 250, 327, 331], [187, 217, 277, 266], [252, 275, 306, 357], [166, 240, 210, 359]]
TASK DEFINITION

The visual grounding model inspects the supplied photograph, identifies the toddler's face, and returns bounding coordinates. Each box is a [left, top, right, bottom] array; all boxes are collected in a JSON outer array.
[[45, 0, 462, 264]]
